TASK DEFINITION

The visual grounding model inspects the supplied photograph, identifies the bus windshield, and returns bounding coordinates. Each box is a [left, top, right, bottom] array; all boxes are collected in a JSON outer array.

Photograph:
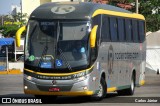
[[25, 20, 90, 72]]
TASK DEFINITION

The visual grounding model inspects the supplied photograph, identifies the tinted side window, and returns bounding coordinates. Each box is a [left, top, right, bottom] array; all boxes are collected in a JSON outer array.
[[125, 19, 132, 42], [118, 18, 125, 42], [110, 17, 118, 41], [139, 21, 145, 42], [102, 15, 110, 42], [132, 20, 138, 42]]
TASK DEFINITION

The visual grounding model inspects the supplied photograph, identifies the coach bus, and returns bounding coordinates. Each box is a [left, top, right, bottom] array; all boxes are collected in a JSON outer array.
[[16, 2, 146, 100]]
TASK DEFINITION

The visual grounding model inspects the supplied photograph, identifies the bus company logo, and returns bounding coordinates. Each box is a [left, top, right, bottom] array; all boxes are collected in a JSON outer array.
[[2, 98, 11, 103], [108, 45, 114, 74], [51, 5, 75, 14], [52, 80, 57, 85]]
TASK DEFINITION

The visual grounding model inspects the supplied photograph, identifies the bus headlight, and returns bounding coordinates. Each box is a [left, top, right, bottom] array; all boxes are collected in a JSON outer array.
[[78, 76, 86, 81], [83, 86, 88, 90], [75, 76, 87, 82]]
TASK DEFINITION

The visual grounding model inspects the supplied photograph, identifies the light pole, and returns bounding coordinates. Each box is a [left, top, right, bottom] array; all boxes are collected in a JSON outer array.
[[136, 0, 138, 13], [20, 0, 22, 26]]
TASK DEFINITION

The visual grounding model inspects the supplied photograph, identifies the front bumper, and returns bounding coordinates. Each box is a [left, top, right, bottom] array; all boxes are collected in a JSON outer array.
[[24, 89, 94, 96], [24, 73, 96, 96]]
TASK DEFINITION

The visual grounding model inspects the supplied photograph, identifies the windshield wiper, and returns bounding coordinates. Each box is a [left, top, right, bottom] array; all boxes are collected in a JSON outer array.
[[57, 21, 60, 42], [58, 48, 72, 71], [56, 21, 72, 71]]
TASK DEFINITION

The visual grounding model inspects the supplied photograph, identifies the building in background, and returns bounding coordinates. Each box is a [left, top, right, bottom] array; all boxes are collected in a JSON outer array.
[[11, 5, 21, 16]]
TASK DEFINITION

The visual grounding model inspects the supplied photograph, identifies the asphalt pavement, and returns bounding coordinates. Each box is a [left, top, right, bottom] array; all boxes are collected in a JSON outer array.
[[0, 70, 160, 106]]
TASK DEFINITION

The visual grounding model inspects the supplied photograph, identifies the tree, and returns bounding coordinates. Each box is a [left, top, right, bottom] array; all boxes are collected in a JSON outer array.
[[99, 0, 160, 32], [0, 25, 19, 37], [139, 0, 160, 31], [108, 0, 135, 11], [12, 12, 28, 26], [0, 12, 27, 37]]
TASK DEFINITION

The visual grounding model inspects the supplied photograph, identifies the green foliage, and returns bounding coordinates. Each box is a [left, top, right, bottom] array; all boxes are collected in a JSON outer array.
[[0, 12, 27, 37], [139, 0, 160, 32], [109, 0, 160, 32], [0, 25, 19, 37]]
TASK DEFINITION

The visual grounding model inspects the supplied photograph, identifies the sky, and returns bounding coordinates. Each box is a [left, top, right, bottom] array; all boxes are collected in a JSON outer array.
[[0, 0, 20, 15]]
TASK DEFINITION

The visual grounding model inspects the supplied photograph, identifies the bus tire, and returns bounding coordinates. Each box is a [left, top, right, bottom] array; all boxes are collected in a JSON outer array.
[[117, 74, 135, 96], [93, 77, 106, 100], [127, 74, 135, 95]]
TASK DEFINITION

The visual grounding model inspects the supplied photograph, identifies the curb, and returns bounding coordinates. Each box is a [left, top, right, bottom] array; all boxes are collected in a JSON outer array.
[[0, 69, 22, 75]]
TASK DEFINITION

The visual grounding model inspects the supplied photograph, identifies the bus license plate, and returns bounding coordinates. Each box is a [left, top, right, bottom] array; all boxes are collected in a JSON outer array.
[[49, 87, 60, 92]]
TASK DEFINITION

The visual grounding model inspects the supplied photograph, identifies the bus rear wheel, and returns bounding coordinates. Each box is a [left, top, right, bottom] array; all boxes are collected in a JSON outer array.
[[93, 78, 106, 100], [117, 75, 135, 96], [127, 74, 135, 95]]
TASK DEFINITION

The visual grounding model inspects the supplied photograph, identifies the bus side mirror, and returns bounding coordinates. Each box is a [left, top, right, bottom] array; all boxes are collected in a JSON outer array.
[[90, 25, 98, 48], [16, 26, 26, 47]]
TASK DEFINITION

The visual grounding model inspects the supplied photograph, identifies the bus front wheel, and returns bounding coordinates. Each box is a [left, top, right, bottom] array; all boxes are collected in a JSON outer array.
[[93, 77, 106, 100]]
